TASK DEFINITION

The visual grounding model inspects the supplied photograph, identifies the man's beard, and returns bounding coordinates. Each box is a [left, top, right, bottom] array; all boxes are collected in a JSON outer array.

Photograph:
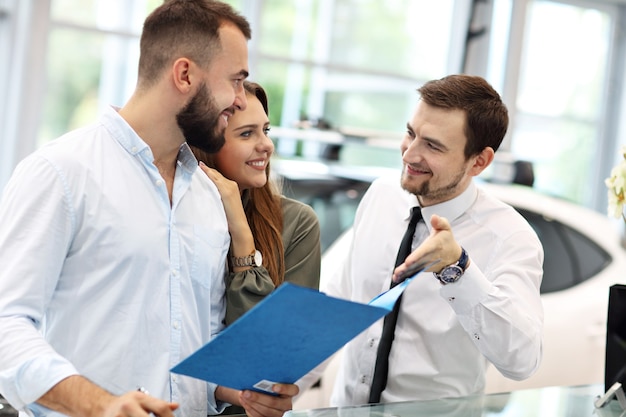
[[401, 165, 465, 202], [177, 82, 226, 154]]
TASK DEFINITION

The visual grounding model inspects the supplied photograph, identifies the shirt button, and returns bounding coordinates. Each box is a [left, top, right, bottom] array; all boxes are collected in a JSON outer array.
[[448, 297, 455, 302], [155, 179, 163, 187], [172, 375, 178, 383], [131, 146, 138, 153], [172, 269, 179, 276], [360, 375, 367, 383], [473, 333, 480, 340], [368, 338, 375, 347], [173, 320, 180, 329]]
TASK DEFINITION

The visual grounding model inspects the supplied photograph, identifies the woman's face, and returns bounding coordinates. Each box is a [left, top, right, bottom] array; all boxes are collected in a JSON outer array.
[[213, 92, 274, 191]]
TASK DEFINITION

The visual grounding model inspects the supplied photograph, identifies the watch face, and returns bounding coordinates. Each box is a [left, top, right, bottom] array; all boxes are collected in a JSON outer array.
[[439, 265, 463, 284], [254, 250, 263, 266]]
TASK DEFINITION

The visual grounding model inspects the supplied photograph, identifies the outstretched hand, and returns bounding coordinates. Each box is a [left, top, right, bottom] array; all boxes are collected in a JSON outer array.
[[392, 214, 465, 283]]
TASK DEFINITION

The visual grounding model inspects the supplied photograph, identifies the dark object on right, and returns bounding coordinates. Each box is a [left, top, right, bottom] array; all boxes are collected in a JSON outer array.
[[605, 284, 626, 393]]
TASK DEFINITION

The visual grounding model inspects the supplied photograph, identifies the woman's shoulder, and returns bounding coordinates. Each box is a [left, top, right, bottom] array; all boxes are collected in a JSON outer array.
[[280, 196, 320, 237], [280, 196, 318, 220]]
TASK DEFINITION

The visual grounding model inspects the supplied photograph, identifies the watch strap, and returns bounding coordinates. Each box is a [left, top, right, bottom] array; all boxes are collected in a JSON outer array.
[[231, 251, 257, 267], [434, 247, 468, 283], [456, 247, 469, 271]]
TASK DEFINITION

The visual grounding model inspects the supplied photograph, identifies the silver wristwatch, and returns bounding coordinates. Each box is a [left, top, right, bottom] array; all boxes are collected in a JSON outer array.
[[232, 249, 263, 267]]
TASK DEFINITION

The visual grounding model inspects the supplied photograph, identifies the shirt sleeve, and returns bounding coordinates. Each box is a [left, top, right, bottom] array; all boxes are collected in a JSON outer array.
[[440, 229, 544, 380], [0, 155, 79, 409], [224, 199, 322, 326], [224, 266, 275, 325], [206, 383, 229, 415], [322, 180, 380, 300]]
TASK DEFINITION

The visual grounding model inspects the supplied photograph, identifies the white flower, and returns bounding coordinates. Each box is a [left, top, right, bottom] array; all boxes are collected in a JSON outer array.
[[606, 146, 626, 221]]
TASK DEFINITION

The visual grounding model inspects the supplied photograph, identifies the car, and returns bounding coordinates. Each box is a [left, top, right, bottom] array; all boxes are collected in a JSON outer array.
[[0, 396, 16, 417], [478, 181, 626, 393], [293, 179, 626, 409]]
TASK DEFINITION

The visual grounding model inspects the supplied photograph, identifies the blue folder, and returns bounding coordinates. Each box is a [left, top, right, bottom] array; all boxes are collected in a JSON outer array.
[[171, 265, 428, 393]]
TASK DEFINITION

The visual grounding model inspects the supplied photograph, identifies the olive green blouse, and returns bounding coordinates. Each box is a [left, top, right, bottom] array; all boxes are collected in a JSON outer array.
[[224, 196, 321, 325]]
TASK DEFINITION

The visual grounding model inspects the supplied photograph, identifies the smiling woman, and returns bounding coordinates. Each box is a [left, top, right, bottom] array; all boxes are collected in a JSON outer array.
[[191, 80, 322, 414], [191, 80, 321, 323]]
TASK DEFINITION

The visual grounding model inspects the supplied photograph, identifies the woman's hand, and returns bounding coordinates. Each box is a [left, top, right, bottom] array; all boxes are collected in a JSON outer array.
[[199, 162, 244, 226], [199, 162, 256, 266]]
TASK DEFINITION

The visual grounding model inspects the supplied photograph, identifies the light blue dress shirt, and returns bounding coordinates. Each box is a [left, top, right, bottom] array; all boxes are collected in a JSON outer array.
[[0, 106, 230, 417]]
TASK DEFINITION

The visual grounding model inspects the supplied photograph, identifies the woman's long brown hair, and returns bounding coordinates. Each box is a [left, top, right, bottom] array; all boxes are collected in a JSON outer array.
[[191, 81, 285, 285]]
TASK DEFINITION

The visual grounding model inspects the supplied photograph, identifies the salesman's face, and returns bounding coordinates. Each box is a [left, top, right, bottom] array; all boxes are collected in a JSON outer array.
[[400, 100, 474, 207]]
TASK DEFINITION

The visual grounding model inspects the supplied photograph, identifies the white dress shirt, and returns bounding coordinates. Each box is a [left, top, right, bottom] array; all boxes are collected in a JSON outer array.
[[326, 174, 544, 405], [0, 106, 230, 417]]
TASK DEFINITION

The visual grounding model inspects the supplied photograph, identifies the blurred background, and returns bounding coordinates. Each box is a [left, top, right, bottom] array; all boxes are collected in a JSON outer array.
[[2, 1, 626, 411], [1, 0, 626, 246]]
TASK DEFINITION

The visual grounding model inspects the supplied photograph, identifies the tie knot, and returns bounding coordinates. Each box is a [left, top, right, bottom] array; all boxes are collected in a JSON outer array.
[[409, 206, 423, 227], [393, 206, 423, 269]]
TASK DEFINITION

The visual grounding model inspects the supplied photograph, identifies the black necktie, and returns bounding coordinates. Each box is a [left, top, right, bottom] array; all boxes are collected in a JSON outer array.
[[368, 206, 422, 404]]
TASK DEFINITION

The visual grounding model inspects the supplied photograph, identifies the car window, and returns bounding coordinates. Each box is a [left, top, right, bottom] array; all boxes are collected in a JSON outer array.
[[514, 207, 612, 294]]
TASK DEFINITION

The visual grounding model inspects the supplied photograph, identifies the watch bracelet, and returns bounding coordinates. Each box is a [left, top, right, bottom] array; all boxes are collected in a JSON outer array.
[[231, 251, 255, 267]]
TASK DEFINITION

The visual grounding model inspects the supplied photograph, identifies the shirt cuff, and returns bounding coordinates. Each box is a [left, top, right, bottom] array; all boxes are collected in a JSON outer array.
[[0, 354, 78, 411], [206, 382, 230, 414], [439, 260, 491, 313]]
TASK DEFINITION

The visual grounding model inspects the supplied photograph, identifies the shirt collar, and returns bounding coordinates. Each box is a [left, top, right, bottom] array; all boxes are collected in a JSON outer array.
[[101, 106, 150, 156], [420, 181, 478, 231], [101, 105, 198, 175], [178, 143, 200, 175], [401, 187, 421, 222]]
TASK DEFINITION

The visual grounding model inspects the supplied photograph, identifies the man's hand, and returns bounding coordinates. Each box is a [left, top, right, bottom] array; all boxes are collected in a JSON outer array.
[[239, 383, 299, 417], [37, 375, 178, 417], [102, 390, 179, 417], [392, 214, 465, 283]]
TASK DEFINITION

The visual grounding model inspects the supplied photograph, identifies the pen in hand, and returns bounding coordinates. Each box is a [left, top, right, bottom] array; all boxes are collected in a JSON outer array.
[[137, 387, 159, 417], [136, 385, 180, 416]]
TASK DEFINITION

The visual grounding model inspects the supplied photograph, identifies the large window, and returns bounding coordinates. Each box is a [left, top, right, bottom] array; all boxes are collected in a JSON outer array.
[[41, 0, 460, 141], [0, 0, 463, 186], [1, 0, 625, 221], [40, 0, 160, 144], [507, 0, 616, 208], [248, 0, 460, 164]]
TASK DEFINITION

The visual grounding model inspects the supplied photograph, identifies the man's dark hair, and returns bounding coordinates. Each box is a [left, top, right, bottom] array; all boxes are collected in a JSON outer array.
[[417, 74, 508, 158], [138, 0, 251, 88]]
